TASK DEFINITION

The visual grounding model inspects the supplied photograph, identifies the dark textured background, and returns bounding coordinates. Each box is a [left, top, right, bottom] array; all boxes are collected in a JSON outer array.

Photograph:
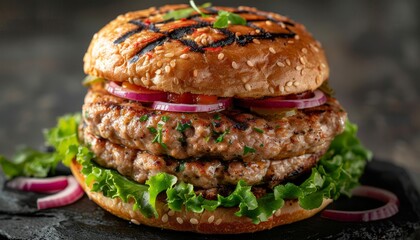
[[0, 0, 419, 236]]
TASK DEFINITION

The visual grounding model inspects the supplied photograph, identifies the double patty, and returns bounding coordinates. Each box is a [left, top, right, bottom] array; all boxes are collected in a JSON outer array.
[[81, 85, 346, 190]]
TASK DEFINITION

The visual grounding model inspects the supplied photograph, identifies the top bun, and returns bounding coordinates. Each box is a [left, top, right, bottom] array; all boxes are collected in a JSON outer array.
[[84, 4, 329, 98]]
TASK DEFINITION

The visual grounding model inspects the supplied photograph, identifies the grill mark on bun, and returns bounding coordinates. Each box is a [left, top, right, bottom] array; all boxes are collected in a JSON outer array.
[[115, 6, 297, 63]]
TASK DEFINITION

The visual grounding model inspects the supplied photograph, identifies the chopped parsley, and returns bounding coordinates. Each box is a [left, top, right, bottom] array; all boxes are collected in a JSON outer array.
[[213, 114, 221, 120], [151, 123, 167, 149], [139, 115, 149, 122], [243, 146, 256, 155], [253, 127, 264, 134], [176, 122, 191, 132], [215, 129, 229, 143], [161, 116, 170, 122]]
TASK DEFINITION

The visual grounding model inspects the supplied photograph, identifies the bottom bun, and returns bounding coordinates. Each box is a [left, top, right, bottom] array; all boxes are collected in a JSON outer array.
[[70, 160, 332, 234]]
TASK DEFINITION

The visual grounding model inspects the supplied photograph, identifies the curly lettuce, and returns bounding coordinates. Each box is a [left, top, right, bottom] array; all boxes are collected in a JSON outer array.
[[0, 114, 371, 224]]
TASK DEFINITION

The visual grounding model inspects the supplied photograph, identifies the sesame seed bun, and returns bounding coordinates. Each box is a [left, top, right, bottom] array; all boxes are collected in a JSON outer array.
[[71, 159, 332, 234], [83, 4, 329, 98]]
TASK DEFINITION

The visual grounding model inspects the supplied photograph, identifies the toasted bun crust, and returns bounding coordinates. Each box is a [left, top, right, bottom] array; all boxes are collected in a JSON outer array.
[[71, 160, 332, 234], [84, 5, 329, 98]]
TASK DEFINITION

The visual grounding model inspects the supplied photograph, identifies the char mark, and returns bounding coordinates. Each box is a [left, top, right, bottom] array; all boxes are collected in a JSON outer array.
[[129, 36, 168, 64], [114, 28, 142, 44]]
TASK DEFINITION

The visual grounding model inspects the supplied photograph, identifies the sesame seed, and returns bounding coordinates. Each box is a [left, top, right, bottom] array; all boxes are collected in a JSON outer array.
[[316, 75, 322, 84], [215, 219, 222, 225], [269, 87, 274, 93], [193, 69, 198, 77], [208, 215, 215, 223], [321, 63, 326, 68], [252, 39, 261, 44], [174, 78, 179, 84], [140, 77, 145, 82], [235, 32, 242, 37], [250, 31, 256, 35], [155, 69, 162, 75], [232, 61, 239, 69], [266, 20, 273, 26], [245, 83, 252, 91], [269, 47, 276, 54], [294, 34, 300, 40], [286, 59, 291, 66], [146, 72, 150, 79], [129, 210, 135, 218], [255, 29, 261, 34], [161, 214, 169, 223], [301, 48, 308, 54], [299, 57, 306, 65], [201, 38, 208, 45], [247, 60, 254, 67], [176, 217, 183, 224], [190, 218, 199, 225], [275, 209, 282, 217], [156, 45, 163, 50], [157, 61, 163, 68], [218, 53, 224, 60], [296, 65, 303, 71], [180, 54, 188, 59], [170, 60, 176, 68], [280, 86, 285, 92], [310, 44, 320, 53], [168, 210, 175, 216], [288, 40, 294, 44], [293, 81, 300, 87], [131, 219, 140, 225], [279, 22, 286, 28], [165, 65, 171, 73], [164, 53, 174, 58], [286, 81, 293, 87], [285, 86, 291, 92], [277, 62, 285, 67]]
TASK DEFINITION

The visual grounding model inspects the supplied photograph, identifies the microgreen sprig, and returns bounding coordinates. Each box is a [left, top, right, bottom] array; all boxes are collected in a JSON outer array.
[[163, 1, 247, 28]]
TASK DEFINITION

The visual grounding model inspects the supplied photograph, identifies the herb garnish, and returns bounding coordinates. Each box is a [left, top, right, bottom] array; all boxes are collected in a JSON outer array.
[[253, 127, 264, 134], [139, 115, 149, 122], [163, 1, 246, 28], [215, 129, 229, 143], [243, 146, 256, 155], [151, 123, 167, 149], [213, 10, 246, 28], [176, 122, 192, 132], [163, 1, 211, 20], [213, 113, 221, 120], [161, 116, 170, 122]]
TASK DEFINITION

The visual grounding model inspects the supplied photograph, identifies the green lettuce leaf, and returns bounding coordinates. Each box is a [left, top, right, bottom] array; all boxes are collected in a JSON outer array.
[[0, 114, 371, 224]]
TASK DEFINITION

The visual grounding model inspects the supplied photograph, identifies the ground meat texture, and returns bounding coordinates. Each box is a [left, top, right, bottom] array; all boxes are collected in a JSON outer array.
[[82, 129, 323, 189], [82, 85, 346, 162]]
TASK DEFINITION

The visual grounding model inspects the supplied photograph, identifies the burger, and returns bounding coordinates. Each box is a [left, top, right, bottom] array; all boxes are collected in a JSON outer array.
[[63, 3, 369, 234]]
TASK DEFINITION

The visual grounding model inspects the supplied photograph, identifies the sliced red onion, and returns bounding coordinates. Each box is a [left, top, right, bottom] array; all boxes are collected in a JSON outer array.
[[236, 90, 327, 109], [321, 185, 400, 222], [6, 176, 68, 193], [152, 98, 232, 112], [37, 176, 84, 210], [106, 81, 168, 102]]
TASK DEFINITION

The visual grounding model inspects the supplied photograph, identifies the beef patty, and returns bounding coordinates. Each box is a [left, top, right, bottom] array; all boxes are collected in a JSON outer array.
[[81, 128, 324, 189], [82, 85, 346, 162]]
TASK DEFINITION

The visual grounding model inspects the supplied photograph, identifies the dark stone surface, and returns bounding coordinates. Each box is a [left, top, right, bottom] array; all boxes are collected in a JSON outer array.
[[0, 160, 419, 240]]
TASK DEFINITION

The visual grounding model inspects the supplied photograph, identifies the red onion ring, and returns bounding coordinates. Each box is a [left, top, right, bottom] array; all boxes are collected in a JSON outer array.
[[37, 176, 84, 210], [152, 98, 232, 112], [236, 90, 327, 109], [106, 81, 168, 102], [6, 176, 68, 193], [321, 185, 400, 222]]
